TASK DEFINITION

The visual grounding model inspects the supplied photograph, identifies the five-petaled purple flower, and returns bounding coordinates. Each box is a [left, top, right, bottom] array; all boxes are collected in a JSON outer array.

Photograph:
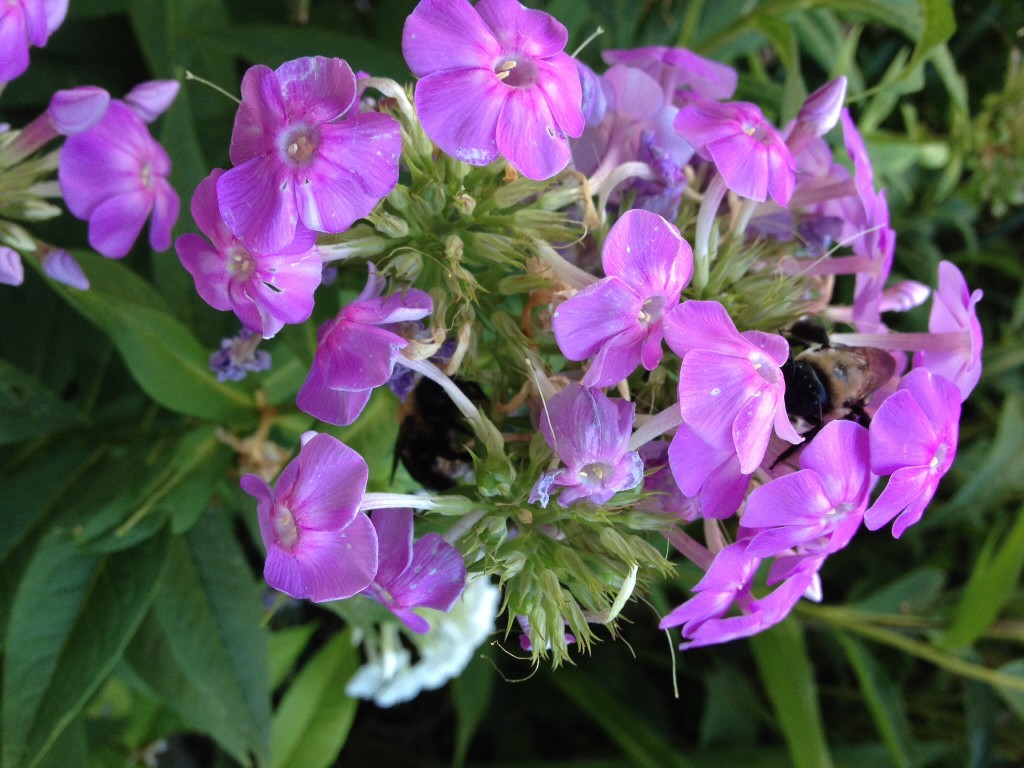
[[297, 265, 433, 425], [553, 209, 693, 387], [217, 56, 401, 252], [529, 384, 643, 508], [176, 169, 322, 339], [361, 508, 467, 634], [240, 432, 379, 602], [402, 0, 584, 180], [58, 99, 180, 259]]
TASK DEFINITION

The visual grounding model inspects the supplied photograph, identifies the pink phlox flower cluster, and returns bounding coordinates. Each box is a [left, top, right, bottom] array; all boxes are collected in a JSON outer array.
[[176, 169, 322, 339], [58, 84, 181, 259], [217, 56, 401, 253], [529, 383, 643, 508], [675, 98, 796, 206], [913, 261, 984, 400], [361, 508, 467, 634], [240, 432, 378, 602], [0, 0, 67, 83], [553, 209, 693, 387], [865, 367, 961, 538], [402, 0, 584, 181], [298, 264, 433, 426], [664, 300, 803, 476]]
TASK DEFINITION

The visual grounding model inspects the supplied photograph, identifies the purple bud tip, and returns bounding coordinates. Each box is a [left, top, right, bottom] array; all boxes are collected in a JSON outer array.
[[124, 80, 181, 123], [797, 76, 848, 137], [49, 87, 111, 135]]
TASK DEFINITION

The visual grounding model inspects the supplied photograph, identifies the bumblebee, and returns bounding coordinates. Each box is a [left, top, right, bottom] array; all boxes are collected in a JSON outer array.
[[782, 320, 897, 431], [395, 377, 486, 491]]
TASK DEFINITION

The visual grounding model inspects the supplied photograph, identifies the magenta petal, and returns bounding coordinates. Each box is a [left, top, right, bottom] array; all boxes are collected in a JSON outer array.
[[391, 532, 467, 612], [602, 209, 691, 297], [0, 8, 30, 83], [276, 56, 356, 124], [148, 179, 179, 252], [553, 277, 643, 361], [217, 155, 298, 252], [296, 369, 374, 426], [49, 86, 110, 134], [864, 466, 932, 533], [402, 0, 500, 77], [678, 350, 760, 449], [292, 515, 379, 602], [664, 300, 747, 358], [414, 69, 503, 166], [496, 86, 571, 180], [475, 0, 568, 58], [533, 55, 584, 138], [731, 389, 777, 474], [320, 322, 405, 390], [124, 80, 180, 123], [287, 433, 368, 530], [394, 610, 433, 635], [370, 508, 415, 585], [580, 329, 645, 387], [42, 249, 89, 290], [176, 234, 231, 310], [0, 246, 24, 286], [88, 191, 151, 258], [229, 65, 285, 164], [868, 390, 935, 473]]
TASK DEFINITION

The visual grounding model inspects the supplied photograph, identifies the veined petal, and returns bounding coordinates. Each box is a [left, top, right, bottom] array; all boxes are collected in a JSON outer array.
[[276, 56, 356, 124], [496, 86, 571, 180], [0, 7, 30, 83], [602, 208, 691, 298], [293, 515, 379, 602], [369, 509, 415, 586], [229, 65, 285, 164], [176, 234, 232, 310], [217, 154, 298, 253], [287, 433, 368, 530], [319, 322, 405, 390], [296, 365, 374, 426], [664, 300, 747, 358], [553, 277, 642, 360], [87, 191, 151, 259], [402, 0, 500, 77], [148, 179, 180, 252], [533, 54, 584, 138], [678, 349, 760, 449], [731, 386, 777, 473], [475, 0, 568, 58], [414, 69, 503, 166]]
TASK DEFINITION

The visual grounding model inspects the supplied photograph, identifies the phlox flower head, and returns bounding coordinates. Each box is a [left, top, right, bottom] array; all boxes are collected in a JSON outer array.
[[865, 367, 961, 538], [674, 98, 795, 206], [361, 508, 467, 634], [217, 56, 401, 252], [176, 169, 322, 339], [240, 432, 378, 602], [58, 100, 179, 258], [297, 265, 433, 425], [743, 420, 871, 559], [601, 46, 737, 105], [553, 209, 693, 387], [664, 300, 802, 474], [402, 0, 584, 180], [0, 0, 67, 83], [529, 384, 644, 508], [913, 261, 983, 400]]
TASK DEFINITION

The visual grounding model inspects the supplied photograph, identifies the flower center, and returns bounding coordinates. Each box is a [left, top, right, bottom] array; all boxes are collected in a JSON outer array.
[[930, 443, 949, 473], [494, 56, 537, 88], [226, 245, 255, 279], [578, 462, 611, 486], [140, 161, 153, 189], [281, 123, 320, 167], [272, 503, 299, 552], [638, 296, 666, 326]]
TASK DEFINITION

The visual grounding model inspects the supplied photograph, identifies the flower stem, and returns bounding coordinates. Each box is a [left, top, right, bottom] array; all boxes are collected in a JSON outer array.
[[692, 174, 726, 292], [627, 404, 683, 452], [663, 526, 714, 572]]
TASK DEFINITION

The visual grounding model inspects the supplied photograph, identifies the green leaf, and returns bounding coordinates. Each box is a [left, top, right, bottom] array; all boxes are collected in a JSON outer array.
[[451, 649, 495, 768], [268, 624, 319, 693], [836, 635, 915, 768], [47, 253, 253, 420], [749, 619, 833, 768], [123, 512, 271, 766], [0, 358, 85, 445], [271, 630, 360, 768], [939, 507, 1024, 650], [551, 667, 693, 768], [852, 567, 946, 614], [1, 529, 170, 768]]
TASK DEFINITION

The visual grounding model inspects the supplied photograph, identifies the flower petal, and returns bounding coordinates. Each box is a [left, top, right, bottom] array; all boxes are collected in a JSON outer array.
[[414, 68, 503, 166]]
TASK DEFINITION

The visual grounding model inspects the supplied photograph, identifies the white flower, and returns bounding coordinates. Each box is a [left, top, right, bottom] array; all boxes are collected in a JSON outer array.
[[345, 577, 500, 707]]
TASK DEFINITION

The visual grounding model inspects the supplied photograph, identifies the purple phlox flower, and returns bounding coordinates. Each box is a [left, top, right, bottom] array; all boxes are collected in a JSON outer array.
[[217, 56, 400, 252], [360, 508, 466, 634], [240, 432, 378, 602], [553, 209, 693, 387], [58, 100, 179, 259], [209, 328, 272, 382], [865, 367, 961, 538], [602, 46, 737, 105], [573, 64, 694, 219], [667, 421, 750, 520], [297, 265, 433, 425], [785, 77, 847, 155], [516, 614, 576, 652], [529, 383, 643, 508], [123, 80, 180, 123], [0, 0, 68, 83], [664, 300, 803, 475], [913, 261, 983, 400], [176, 169, 322, 339], [675, 99, 796, 206], [0, 86, 111, 168], [0, 246, 24, 286], [402, 0, 584, 180], [41, 247, 88, 290], [743, 420, 871, 559], [635, 440, 699, 520], [660, 541, 825, 649]]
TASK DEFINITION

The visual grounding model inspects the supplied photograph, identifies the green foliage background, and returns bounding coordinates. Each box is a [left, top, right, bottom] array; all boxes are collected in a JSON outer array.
[[1, 0, 1022, 766]]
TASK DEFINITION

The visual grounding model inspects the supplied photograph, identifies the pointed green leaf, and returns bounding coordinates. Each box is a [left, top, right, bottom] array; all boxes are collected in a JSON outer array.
[[750, 618, 833, 768], [272, 630, 360, 768], [1, 529, 169, 768], [0, 358, 85, 445], [46, 254, 253, 420], [124, 512, 271, 766]]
